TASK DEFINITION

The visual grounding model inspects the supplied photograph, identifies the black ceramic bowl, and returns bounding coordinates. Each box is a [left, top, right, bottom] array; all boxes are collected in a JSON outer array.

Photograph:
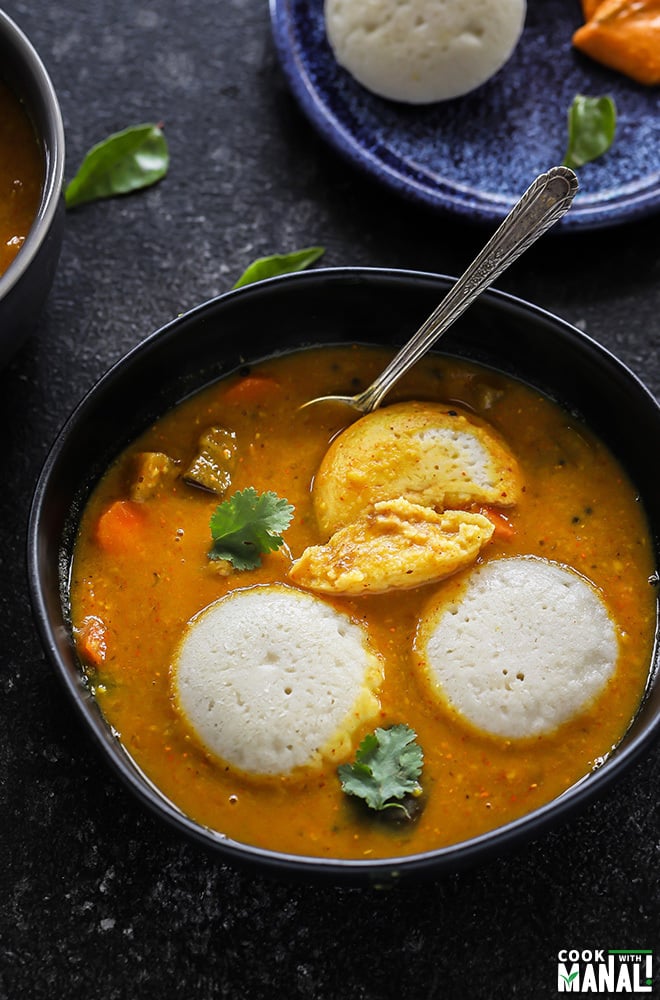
[[0, 10, 65, 366], [28, 268, 660, 885]]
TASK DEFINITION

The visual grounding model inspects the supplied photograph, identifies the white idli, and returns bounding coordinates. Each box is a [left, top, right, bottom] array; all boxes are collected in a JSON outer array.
[[172, 584, 382, 775], [416, 556, 618, 738], [324, 0, 527, 104]]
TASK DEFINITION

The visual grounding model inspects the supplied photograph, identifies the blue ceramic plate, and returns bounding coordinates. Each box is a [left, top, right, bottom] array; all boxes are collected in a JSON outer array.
[[270, 0, 660, 229]]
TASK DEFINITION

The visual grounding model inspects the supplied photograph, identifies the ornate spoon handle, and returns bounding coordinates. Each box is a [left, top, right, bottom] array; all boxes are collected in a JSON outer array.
[[357, 166, 578, 413]]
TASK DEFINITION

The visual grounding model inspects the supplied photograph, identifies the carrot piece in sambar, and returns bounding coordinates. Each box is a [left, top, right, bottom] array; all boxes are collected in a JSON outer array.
[[96, 499, 145, 553]]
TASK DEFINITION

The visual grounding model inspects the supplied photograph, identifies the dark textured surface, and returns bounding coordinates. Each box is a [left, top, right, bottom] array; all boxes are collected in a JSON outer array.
[[1, 1, 659, 997]]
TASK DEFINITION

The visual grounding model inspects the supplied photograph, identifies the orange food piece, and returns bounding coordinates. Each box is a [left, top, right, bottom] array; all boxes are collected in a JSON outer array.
[[96, 499, 145, 553], [581, 0, 603, 18], [573, 0, 660, 86], [223, 375, 280, 407], [77, 615, 108, 667], [478, 505, 517, 541]]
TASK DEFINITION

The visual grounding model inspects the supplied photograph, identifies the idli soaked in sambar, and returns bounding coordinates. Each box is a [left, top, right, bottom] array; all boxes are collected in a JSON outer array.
[[69, 345, 657, 859], [173, 584, 383, 775]]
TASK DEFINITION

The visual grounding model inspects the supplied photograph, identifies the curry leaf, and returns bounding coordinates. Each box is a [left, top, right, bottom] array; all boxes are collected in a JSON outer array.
[[563, 95, 616, 170], [233, 246, 325, 288], [338, 725, 424, 817], [209, 487, 294, 570], [65, 123, 169, 209]]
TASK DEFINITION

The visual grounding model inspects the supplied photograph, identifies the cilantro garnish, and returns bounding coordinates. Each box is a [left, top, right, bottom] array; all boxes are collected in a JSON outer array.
[[209, 487, 294, 570], [338, 724, 424, 819]]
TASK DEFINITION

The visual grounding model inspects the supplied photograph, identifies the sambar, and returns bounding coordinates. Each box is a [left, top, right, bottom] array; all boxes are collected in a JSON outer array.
[[0, 78, 42, 277], [68, 344, 657, 860]]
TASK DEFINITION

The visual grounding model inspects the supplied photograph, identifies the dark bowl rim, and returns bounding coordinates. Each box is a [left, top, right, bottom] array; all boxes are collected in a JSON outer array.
[[0, 9, 65, 300], [27, 266, 660, 883]]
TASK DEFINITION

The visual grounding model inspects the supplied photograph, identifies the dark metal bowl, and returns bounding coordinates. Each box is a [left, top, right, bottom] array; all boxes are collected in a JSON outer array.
[[0, 10, 65, 366], [27, 268, 660, 885]]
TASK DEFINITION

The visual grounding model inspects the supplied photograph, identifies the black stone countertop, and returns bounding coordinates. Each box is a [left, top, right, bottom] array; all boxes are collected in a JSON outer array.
[[1, 1, 659, 997]]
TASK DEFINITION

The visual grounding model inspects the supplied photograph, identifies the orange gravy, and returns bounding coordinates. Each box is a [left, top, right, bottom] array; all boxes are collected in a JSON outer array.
[[0, 80, 42, 277], [69, 346, 657, 859]]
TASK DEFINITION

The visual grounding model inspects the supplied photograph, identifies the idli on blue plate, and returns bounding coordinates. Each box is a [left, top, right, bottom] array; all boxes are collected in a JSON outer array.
[[172, 584, 383, 775], [415, 556, 619, 739], [324, 0, 527, 103]]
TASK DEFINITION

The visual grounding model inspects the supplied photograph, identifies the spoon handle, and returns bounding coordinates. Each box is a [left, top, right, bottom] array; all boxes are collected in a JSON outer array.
[[359, 165, 578, 412]]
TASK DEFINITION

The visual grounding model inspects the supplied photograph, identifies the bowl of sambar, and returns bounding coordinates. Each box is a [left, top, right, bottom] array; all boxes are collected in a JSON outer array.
[[0, 10, 65, 366], [27, 268, 660, 884]]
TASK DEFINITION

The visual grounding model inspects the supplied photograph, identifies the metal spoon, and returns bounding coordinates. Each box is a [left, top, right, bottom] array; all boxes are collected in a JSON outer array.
[[301, 165, 578, 414]]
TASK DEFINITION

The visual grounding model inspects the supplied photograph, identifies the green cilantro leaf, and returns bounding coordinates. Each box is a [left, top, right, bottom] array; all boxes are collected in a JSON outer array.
[[338, 724, 424, 818], [209, 487, 294, 570], [232, 247, 325, 288]]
